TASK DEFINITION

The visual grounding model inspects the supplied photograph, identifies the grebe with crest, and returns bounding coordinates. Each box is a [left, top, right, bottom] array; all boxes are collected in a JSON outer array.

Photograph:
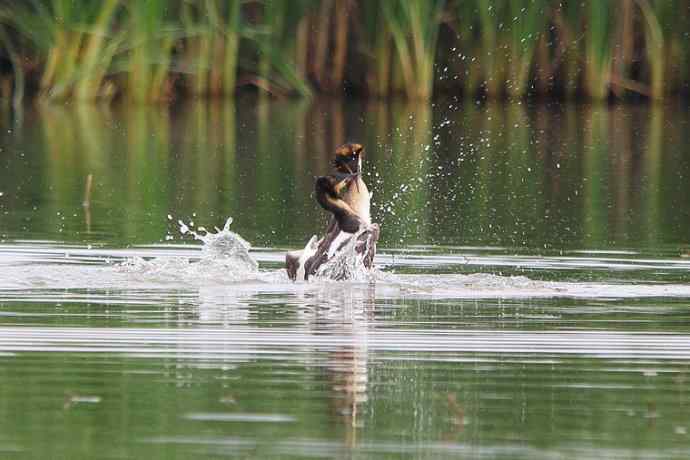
[[286, 143, 379, 281]]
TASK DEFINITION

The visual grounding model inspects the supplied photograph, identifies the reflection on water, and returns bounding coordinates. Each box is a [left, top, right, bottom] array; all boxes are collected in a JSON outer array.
[[1, 98, 690, 459], [1, 240, 690, 458], [1, 98, 689, 251]]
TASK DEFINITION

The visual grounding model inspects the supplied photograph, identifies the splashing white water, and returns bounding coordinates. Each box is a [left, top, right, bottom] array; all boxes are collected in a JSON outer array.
[[118, 217, 259, 283], [4, 236, 690, 298], [184, 218, 257, 273], [313, 227, 377, 282], [116, 216, 380, 284]]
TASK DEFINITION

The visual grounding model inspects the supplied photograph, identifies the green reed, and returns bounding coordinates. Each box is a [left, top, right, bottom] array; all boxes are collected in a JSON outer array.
[[554, 0, 582, 99], [181, 0, 246, 98], [647, 0, 687, 98], [222, 1, 242, 96], [360, 1, 393, 97], [73, 0, 120, 101], [381, 0, 445, 99], [505, 0, 547, 98], [470, 0, 547, 99], [125, 0, 176, 102], [181, 1, 214, 96], [1, 0, 690, 103], [475, 0, 503, 98], [251, 0, 313, 97], [638, 0, 664, 100], [452, 1, 483, 98], [0, 0, 121, 102], [583, 1, 613, 100]]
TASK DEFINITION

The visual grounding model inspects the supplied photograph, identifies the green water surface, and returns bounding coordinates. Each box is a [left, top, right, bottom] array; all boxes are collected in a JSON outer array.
[[0, 97, 689, 459]]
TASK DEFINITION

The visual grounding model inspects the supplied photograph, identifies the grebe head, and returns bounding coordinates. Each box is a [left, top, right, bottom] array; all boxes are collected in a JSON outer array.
[[333, 143, 364, 176]]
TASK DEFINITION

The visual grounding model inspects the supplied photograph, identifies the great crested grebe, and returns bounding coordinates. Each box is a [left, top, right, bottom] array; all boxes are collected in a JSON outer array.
[[286, 143, 379, 281]]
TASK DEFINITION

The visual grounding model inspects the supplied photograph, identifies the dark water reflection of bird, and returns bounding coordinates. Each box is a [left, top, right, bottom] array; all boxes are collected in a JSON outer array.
[[195, 281, 374, 450], [302, 285, 374, 449]]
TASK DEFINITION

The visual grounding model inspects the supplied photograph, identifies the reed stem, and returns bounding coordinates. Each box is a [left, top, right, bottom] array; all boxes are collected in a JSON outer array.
[[0, 0, 687, 103]]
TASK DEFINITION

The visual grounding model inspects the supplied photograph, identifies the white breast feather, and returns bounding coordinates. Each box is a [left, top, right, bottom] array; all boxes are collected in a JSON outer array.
[[295, 235, 318, 280], [352, 178, 371, 225]]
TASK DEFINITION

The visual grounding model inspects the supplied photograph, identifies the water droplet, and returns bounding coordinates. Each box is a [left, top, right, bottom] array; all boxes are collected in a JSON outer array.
[[178, 220, 189, 234]]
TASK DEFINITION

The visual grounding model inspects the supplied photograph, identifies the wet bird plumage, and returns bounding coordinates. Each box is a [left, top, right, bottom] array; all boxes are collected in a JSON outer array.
[[314, 175, 362, 234], [326, 143, 371, 227], [286, 143, 379, 280]]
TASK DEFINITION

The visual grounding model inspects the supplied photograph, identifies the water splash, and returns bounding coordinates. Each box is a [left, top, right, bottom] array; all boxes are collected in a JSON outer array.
[[118, 218, 258, 283], [117, 217, 381, 284], [313, 227, 377, 282], [183, 218, 258, 273]]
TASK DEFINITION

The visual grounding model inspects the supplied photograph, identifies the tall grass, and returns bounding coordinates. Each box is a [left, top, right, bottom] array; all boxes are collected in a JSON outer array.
[[643, 0, 689, 100], [251, 0, 313, 97], [638, 0, 664, 100], [505, 1, 547, 98], [126, 0, 176, 102], [0, 0, 121, 102], [181, 1, 217, 97], [73, 0, 120, 101], [381, 0, 445, 99], [584, 1, 613, 100], [472, 0, 547, 99], [1, 0, 690, 103], [222, 1, 242, 96], [360, 2, 392, 97], [553, 0, 582, 99], [453, 1, 483, 97], [183, 0, 244, 98], [476, 0, 503, 98]]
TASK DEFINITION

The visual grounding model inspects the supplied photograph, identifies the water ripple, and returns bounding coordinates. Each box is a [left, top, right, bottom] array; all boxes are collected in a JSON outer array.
[[0, 327, 688, 360]]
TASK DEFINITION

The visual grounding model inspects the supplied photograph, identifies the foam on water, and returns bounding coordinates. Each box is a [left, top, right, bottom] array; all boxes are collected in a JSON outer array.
[[117, 218, 259, 283], [1, 217, 690, 300], [117, 217, 379, 285], [2, 252, 690, 302], [313, 227, 377, 282]]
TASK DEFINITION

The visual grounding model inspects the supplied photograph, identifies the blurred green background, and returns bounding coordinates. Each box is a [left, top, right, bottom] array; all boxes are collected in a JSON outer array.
[[0, 0, 688, 105], [1, 97, 689, 254]]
